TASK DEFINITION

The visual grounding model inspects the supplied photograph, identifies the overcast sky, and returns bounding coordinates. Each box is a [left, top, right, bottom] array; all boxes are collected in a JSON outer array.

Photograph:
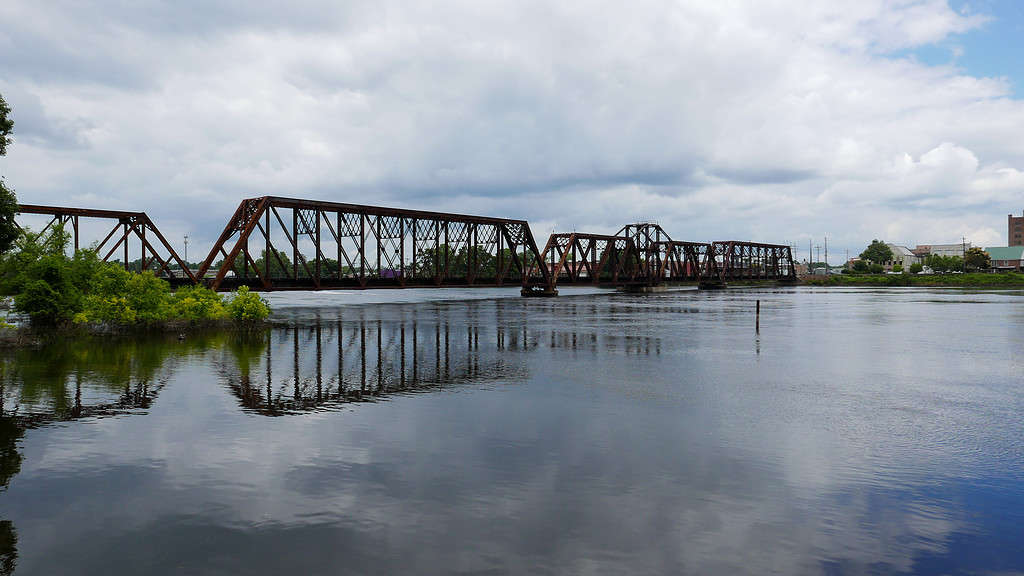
[[2, 0, 1024, 262]]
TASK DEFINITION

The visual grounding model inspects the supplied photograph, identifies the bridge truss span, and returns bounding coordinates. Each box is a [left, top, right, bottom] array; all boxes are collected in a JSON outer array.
[[531, 222, 796, 290], [539, 232, 641, 287], [704, 241, 798, 286], [655, 241, 714, 282], [197, 196, 551, 291], [16, 199, 795, 294], [15, 204, 195, 283]]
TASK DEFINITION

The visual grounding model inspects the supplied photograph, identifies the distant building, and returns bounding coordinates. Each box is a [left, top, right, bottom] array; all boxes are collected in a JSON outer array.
[[912, 243, 971, 259], [1010, 212, 1024, 246], [985, 246, 1024, 271], [884, 244, 920, 270]]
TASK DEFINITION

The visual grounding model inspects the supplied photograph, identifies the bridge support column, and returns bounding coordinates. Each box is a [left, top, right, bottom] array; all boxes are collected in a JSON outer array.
[[521, 286, 558, 297]]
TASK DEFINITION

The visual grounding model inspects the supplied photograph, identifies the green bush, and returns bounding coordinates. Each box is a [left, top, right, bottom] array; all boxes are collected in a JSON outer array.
[[3, 226, 269, 326], [77, 295, 137, 324], [125, 271, 172, 322], [892, 264, 903, 273], [869, 263, 884, 274], [226, 286, 270, 321], [13, 254, 84, 323], [171, 285, 228, 321], [804, 271, 1024, 287], [909, 263, 923, 274]]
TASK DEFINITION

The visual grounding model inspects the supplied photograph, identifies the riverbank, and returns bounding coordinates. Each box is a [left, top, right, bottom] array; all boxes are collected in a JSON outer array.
[[802, 272, 1024, 287], [0, 318, 271, 349]]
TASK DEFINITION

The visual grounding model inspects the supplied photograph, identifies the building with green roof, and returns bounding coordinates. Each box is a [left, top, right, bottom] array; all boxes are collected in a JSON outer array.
[[985, 246, 1024, 270]]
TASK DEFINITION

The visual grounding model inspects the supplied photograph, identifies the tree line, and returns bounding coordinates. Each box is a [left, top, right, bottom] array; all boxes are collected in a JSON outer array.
[[224, 246, 537, 280], [853, 239, 991, 274]]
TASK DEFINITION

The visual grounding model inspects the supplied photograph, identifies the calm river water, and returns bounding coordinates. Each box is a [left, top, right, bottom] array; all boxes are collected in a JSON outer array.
[[1, 287, 1022, 575]]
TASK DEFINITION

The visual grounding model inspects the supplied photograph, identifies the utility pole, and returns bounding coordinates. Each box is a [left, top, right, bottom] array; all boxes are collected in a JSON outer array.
[[962, 236, 967, 272], [184, 234, 189, 268], [815, 245, 821, 272], [824, 236, 829, 275]]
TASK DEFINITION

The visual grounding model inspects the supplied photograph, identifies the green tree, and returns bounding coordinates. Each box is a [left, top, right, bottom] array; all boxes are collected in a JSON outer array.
[[852, 260, 869, 273], [228, 249, 300, 278], [859, 240, 893, 265], [0, 93, 18, 255], [964, 247, 990, 271], [909, 262, 923, 274], [0, 94, 12, 156], [413, 244, 456, 279], [13, 254, 84, 324], [926, 254, 962, 273]]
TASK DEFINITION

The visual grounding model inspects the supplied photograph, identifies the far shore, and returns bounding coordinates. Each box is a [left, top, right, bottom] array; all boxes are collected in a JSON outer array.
[[801, 272, 1024, 288]]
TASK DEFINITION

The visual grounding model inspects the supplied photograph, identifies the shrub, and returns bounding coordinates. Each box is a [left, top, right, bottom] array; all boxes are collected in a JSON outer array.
[[869, 263, 884, 274], [125, 271, 172, 322], [171, 285, 228, 321], [892, 264, 903, 273], [4, 225, 271, 326], [13, 254, 84, 323], [77, 295, 137, 324], [909, 263, 923, 274], [227, 286, 270, 321]]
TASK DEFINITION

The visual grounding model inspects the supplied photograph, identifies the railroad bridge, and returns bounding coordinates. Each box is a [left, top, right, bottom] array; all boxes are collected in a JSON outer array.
[[15, 197, 796, 295]]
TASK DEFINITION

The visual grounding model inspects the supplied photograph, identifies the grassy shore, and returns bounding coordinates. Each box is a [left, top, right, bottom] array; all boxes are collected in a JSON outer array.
[[802, 272, 1024, 287]]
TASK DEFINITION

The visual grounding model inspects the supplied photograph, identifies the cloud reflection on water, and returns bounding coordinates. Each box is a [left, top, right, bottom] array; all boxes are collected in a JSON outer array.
[[2, 288, 1023, 574]]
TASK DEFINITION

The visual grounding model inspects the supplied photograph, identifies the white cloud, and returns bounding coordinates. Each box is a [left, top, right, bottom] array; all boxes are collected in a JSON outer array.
[[0, 0, 1021, 260]]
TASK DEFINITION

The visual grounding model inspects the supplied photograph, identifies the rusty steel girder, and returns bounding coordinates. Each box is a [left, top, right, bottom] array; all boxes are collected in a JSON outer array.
[[16, 200, 796, 294], [537, 232, 642, 287], [197, 196, 550, 291], [654, 241, 714, 281], [15, 204, 195, 283], [616, 223, 674, 279], [704, 241, 797, 285], [531, 222, 796, 290]]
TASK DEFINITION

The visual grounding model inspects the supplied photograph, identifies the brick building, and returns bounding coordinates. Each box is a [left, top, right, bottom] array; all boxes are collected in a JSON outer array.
[[986, 246, 1024, 271], [1010, 211, 1024, 246]]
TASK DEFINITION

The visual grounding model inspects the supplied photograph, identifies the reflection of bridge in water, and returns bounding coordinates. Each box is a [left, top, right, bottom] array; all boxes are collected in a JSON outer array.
[[16, 197, 796, 295], [223, 309, 538, 415], [219, 299, 677, 415]]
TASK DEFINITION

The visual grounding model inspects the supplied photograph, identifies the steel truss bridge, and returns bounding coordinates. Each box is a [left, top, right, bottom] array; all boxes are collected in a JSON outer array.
[[15, 197, 796, 295]]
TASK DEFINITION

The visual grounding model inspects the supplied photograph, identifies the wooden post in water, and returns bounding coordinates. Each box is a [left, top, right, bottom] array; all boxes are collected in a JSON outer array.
[[756, 299, 760, 334]]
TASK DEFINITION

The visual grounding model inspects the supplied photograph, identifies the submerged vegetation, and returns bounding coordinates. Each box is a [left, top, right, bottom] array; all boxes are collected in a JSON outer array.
[[803, 272, 1024, 287], [0, 227, 270, 329]]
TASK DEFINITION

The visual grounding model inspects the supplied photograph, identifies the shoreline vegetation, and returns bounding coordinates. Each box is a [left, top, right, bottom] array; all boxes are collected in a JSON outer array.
[[0, 227, 270, 343], [802, 272, 1024, 287]]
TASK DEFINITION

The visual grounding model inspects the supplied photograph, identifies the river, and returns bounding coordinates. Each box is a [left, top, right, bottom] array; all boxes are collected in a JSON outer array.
[[1, 286, 1022, 575]]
